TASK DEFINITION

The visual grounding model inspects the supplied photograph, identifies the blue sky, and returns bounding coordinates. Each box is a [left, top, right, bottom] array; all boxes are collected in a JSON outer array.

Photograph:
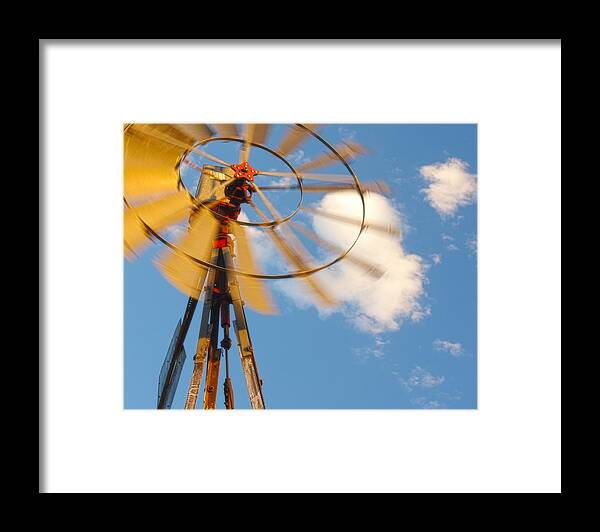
[[124, 124, 477, 409]]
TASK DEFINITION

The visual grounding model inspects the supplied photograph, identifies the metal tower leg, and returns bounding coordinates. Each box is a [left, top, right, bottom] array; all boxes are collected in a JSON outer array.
[[203, 247, 229, 409], [202, 300, 222, 409], [184, 246, 219, 410], [221, 245, 266, 409]]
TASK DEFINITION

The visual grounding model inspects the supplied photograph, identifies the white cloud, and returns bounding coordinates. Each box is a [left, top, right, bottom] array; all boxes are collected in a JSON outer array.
[[286, 149, 311, 166], [267, 175, 294, 188], [164, 223, 186, 240], [352, 336, 389, 361], [420, 158, 477, 216], [431, 253, 442, 266], [400, 366, 445, 392], [338, 126, 357, 142], [466, 234, 478, 256], [433, 339, 464, 357], [446, 243, 459, 252], [275, 191, 427, 334], [411, 397, 444, 409]]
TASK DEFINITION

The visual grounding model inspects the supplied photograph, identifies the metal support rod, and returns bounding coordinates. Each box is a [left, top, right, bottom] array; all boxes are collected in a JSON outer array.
[[158, 295, 199, 409], [202, 248, 227, 409], [183, 246, 219, 410], [202, 298, 222, 409], [221, 244, 266, 409]]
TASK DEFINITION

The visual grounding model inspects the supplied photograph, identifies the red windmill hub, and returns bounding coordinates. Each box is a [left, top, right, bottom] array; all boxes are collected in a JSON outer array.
[[232, 161, 259, 181]]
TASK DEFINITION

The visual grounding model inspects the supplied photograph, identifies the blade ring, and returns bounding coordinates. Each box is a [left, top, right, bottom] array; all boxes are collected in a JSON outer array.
[[182, 136, 304, 229], [125, 125, 366, 280]]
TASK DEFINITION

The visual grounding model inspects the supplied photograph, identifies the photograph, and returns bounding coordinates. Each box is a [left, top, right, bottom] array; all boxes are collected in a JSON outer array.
[[124, 123, 478, 409]]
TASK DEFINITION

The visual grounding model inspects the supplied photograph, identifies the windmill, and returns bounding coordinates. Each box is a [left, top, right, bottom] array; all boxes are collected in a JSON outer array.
[[124, 124, 395, 409]]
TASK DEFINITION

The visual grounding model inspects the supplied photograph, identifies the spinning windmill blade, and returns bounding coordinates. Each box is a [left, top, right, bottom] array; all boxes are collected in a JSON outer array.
[[124, 126, 184, 199], [303, 206, 401, 238], [124, 123, 228, 260], [257, 180, 390, 195], [248, 182, 338, 308], [239, 124, 255, 164], [127, 123, 230, 167], [277, 124, 320, 156], [257, 171, 369, 184], [297, 140, 368, 172], [239, 124, 271, 163], [288, 220, 385, 279], [229, 222, 278, 315], [155, 207, 220, 299], [252, 124, 271, 145], [213, 124, 239, 138], [124, 190, 193, 259], [173, 124, 214, 142]]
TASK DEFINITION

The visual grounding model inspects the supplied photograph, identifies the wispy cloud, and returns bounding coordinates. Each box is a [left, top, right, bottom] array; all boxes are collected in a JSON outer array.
[[466, 234, 478, 256], [164, 223, 186, 240], [410, 397, 444, 409], [420, 158, 477, 217], [430, 253, 442, 266], [399, 365, 445, 392], [352, 336, 390, 361], [433, 339, 464, 357], [337, 126, 357, 142], [285, 149, 311, 166], [267, 175, 294, 188], [395, 364, 464, 409]]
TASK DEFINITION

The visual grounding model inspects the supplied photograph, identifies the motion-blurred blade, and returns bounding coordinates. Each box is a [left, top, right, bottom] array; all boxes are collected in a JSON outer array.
[[258, 171, 361, 185], [134, 124, 201, 151], [173, 124, 214, 143], [277, 124, 320, 156], [290, 221, 384, 278], [229, 223, 278, 315], [124, 126, 184, 199], [124, 190, 193, 258], [249, 181, 284, 224], [303, 206, 400, 238], [268, 227, 337, 308], [190, 146, 233, 167], [258, 180, 390, 195], [297, 141, 367, 172], [213, 124, 239, 137], [239, 124, 255, 163], [155, 208, 220, 299], [247, 198, 337, 308], [252, 124, 270, 145]]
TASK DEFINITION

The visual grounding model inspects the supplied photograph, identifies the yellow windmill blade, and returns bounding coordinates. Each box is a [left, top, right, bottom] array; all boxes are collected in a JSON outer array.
[[212, 124, 239, 138], [239, 124, 255, 163], [124, 125, 185, 200], [246, 188, 338, 309], [252, 124, 271, 145], [124, 190, 193, 259], [229, 223, 278, 315], [172, 124, 214, 144], [297, 140, 368, 173], [154, 207, 220, 299], [277, 124, 320, 156], [268, 226, 338, 308]]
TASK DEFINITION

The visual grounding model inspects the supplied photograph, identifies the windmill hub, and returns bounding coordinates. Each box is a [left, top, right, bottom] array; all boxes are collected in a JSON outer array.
[[232, 161, 258, 181]]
